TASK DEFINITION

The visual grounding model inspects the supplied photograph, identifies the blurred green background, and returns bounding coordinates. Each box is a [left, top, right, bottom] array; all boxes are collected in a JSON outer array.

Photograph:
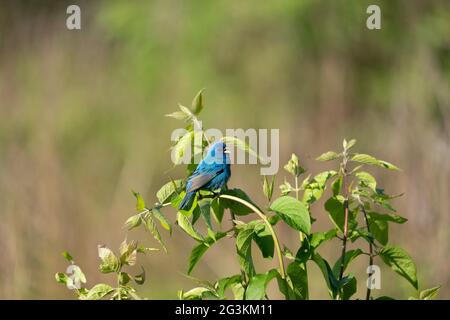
[[0, 0, 449, 299]]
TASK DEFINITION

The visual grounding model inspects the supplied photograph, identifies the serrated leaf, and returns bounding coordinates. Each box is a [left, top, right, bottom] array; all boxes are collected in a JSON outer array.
[[118, 272, 131, 285], [286, 262, 309, 299], [98, 245, 120, 273], [124, 213, 142, 230], [152, 207, 172, 234], [351, 154, 400, 171], [177, 212, 204, 242], [254, 224, 274, 259], [192, 89, 204, 115], [156, 179, 183, 204], [210, 198, 224, 223], [236, 224, 256, 278], [145, 215, 167, 252], [369, 218, 389, 245], [270, 196, 311, 234], [134, 267, 146, 285], [263, 175, 275, 201], [187, 232, 227, 275], [332, 249, 363, 277], [55, 272, 69, 284], [62, 251, 74, 263], [216, 275, 242, 298], [356, 171, 377, 192], [85, 284, 114, 300], [245, 269, 278, 300], [284, 153, 305, 177], [132, 191, 146, 212], [368, 211, 407, 224], [379, 245, 418, 289], [316, 151, 340, 161], [221, 189, 258, 216], [119, 240, 138, 266], [173, 131, 194, 165], [419, 286, 440, 300]]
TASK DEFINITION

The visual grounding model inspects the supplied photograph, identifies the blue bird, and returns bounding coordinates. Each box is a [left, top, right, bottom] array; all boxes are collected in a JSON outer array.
[[179, 141, 231, 210]]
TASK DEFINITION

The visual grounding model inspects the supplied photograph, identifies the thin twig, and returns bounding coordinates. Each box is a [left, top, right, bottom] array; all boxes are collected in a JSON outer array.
[[360, 205, 374, 300]]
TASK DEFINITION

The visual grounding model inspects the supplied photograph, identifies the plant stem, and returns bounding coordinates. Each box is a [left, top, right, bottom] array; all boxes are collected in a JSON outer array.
[[338, 156, 349, 283], [295, 176, 304, 242], [230, 209, 248, 286], [361, 205, 374, 300], [219, 194, 286, 279]]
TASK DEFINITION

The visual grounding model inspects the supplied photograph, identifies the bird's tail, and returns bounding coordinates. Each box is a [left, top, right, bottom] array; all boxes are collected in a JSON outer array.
[[179, 191, 195, 210]]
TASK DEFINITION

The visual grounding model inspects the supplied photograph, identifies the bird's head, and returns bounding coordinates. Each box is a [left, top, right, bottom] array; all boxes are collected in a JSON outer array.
[[204, 141, 230, 165]]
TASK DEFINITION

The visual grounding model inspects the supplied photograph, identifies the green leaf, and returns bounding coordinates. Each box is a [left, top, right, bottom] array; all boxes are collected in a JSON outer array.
[[377, 160, 400, 170], [62, 251, 74, 263], [263, 176, 275, 201], [324, 196, 357, 232], [97, 245, 120, 273], [199, 199, 213, 230], [230, 282, 245, 300], [310, 229, 337, 249], [221, 189, 258, 216], [419, 286, 440, 300], [287, 262, 309, 299], [55, 272, 69, 285], [369, 218, 389, 245], [236, 224, 257, 278], [368, 211, 407, 224], [173, 131, 194, 165], [216, 275, 242, 298], [356, 171, 377, 192], [152, 207, 172, 234], [379, 245, 418, 289], [134, 267, 146, 285], [279, 180, 293, 196], [177, 212, 204, 242], [145, 214, 167, 252], [221, 136, 261, 161], [132, 191, 146, 212], [303, 171, 337, 204], [245, 269, 278, 300], [166, 110, 190, 121], [284, 153, 305, 177], [316, 151, 340, 162], [332, 249, 363, 277], [124, 213, 142, 230], [118, 272, 131, 285], [85, 284, 114, 300], [187, 232, 227, 275], [345, 139, 357, 150], [342, 275, 357, 300], [351, 154, 400, 171], [156, 179, 183, 204], [180, 287, 216, 300], [331, 175, 343, 196], [119, 239, 138, 266], [192, 89, 204, 115], [210, 198, 224, 223], [254, 224, 274, 259], [270, 196, 311, 234]]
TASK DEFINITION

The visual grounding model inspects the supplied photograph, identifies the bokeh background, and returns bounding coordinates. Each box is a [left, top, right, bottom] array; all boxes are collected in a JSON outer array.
[[0, 0, 449, 299]]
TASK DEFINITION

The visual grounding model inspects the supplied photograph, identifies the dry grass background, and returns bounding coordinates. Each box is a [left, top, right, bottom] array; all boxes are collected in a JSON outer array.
[[0, 0, 449, 299]]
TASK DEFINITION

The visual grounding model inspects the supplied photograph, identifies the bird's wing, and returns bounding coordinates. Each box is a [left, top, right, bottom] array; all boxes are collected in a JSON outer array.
[[187, 168, 224, 192]]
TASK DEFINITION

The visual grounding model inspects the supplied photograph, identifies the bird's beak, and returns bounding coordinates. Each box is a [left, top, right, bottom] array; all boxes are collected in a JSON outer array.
[[224, 149, 230, 154]]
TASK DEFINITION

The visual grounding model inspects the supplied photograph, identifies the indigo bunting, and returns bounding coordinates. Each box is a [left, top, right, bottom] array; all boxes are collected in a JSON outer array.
[[179, 141, 231, 210]]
